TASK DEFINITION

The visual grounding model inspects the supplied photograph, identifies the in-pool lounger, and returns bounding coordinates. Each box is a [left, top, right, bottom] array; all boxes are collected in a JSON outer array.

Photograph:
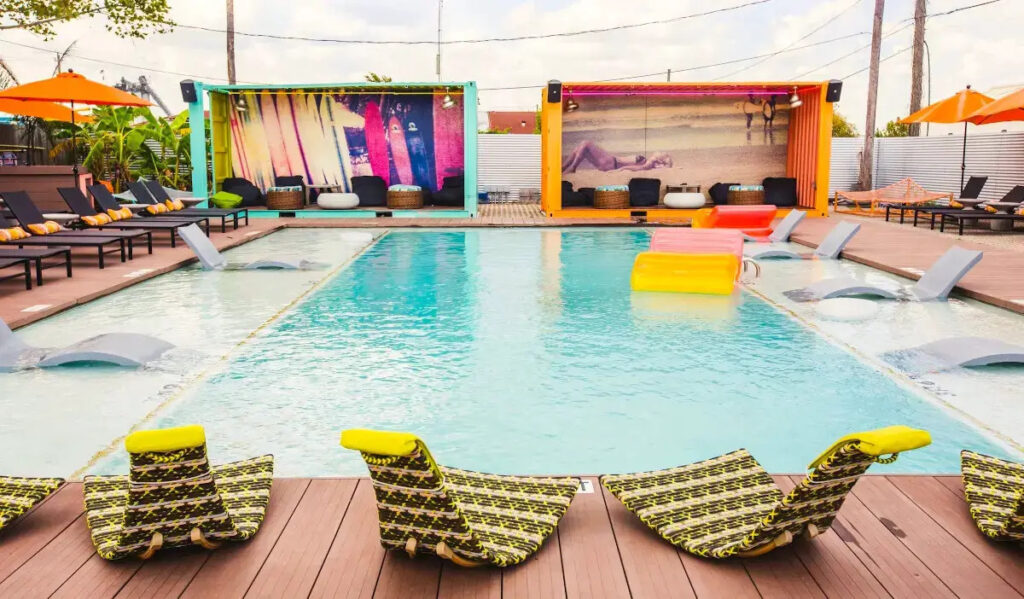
[[746, 221, 861, 260], [743, 209, 806, 243], [0, 317, 173, 372], [601, 426, 931, 558], [1, 476, 65, 533], [885, 336, 1024, 372], [342, 429, 579, 567], [84, 425, 273, 560], [960, 451, 1023, 542], [176, 223, 323, 270], [783, 246, 982, 302]]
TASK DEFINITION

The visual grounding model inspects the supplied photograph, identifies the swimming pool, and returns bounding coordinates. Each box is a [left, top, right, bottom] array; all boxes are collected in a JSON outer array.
[[2, 228, 1019, 478]]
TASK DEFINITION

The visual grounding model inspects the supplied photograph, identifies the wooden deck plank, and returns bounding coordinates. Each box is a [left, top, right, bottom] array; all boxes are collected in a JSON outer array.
[[0, 513, 95, 598], [0, 483, 84, 582], [372, 553, 441, 599], [889, 475, 1024, 592], [677, 554, 760, 599], [114, 553, 208, 599], [827, 487, 955, 598], [781, 476, 889, 599], [179, 478, 310, 599], [853, 476, 1020, 598], [308, 480, 387, 599], [438, 564, 501, 599], [50, 552, 142, 598], [500, 527, 566, 599], [558, 477, 631, 599], [600, 482, 696, 599], [245, 478, 357, 598]]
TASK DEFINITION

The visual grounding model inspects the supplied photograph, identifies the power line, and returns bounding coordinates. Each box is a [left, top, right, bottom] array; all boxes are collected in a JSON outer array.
[[479, 32, 868, 91], [714, 0, 863, 80], [790, 22, 912, 80], [841, 46, 910, 79], [172, 0, 772, 45]]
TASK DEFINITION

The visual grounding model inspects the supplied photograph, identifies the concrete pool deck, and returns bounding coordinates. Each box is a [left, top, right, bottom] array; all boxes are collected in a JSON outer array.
[[1, 475, 1019, 598], [3, 204, 1024, 328]]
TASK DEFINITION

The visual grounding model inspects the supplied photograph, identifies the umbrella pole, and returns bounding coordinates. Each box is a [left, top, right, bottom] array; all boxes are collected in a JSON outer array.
[[958, 117, 966, 190], [71, 101, 78, 187]]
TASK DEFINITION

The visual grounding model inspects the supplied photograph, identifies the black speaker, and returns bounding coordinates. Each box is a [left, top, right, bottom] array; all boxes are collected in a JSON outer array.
[[547, 80, 562, 104], [825, 79, 843, 103], [179, 79, 197, 103]]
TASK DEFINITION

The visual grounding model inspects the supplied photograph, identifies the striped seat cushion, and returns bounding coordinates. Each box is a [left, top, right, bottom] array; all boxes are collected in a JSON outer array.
[[0, 476, 64, 531], [961, 450, 1024, 541]]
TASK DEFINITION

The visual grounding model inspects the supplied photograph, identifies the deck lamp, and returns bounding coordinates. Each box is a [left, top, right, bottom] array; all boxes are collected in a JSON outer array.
[[233, 94, 248, 112], [441, 89, 456, 109], [788, 87, 802, 109], [566, 96, 580, 112]]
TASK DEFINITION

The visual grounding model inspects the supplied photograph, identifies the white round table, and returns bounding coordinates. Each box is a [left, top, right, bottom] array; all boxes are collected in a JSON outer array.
[[664, 192, 706, 209]]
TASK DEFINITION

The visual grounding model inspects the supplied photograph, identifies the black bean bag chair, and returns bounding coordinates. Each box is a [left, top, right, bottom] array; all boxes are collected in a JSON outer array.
[[708, 182, 739, 205], [351, 175, 387, 207], [221, 177, 262, 207], [561, 181, 590, 207], [432, 176, 465, 207], [762, 177, 798, 207], [629, 178, 661, 207], [274, 175, 306, 203]]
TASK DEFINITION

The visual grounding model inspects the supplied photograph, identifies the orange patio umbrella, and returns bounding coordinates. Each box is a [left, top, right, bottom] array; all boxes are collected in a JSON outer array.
[[901, 86, 994, 189], [966, 87, 1024, 125], [0, 70, 150, 180], [0, 98, 93, 123]]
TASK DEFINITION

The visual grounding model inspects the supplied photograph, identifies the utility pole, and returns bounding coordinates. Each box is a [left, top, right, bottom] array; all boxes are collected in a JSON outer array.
[[908, 0, 926, 136], [667, 69, 672, 82], [858, 0, 885, 192], [436, 0, 443, 82], [226, 0, 236, 84]]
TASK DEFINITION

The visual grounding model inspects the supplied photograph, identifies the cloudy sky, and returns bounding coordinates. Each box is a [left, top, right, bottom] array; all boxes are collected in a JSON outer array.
[[1, 0, 1021, 135]]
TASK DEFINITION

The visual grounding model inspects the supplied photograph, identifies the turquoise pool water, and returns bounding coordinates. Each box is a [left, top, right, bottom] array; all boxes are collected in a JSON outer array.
[[106, 229, 1009, 476]]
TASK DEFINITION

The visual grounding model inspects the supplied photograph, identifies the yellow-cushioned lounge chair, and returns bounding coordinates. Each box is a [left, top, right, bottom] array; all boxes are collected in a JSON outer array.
[[83, 425, 273, 560], [961, 450, 1023, 542], [601, 425, 931, 558], [341, 429, 579, 567], [0, 476, 64, 533]]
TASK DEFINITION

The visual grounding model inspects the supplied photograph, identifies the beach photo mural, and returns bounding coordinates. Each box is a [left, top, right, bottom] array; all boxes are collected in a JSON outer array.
[[561, 94, 790, 201], [228, 90, 464, 193]]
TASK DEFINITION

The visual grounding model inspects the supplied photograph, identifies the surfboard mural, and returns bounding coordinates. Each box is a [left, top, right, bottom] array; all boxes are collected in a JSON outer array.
[[227, 90, 464, 194]]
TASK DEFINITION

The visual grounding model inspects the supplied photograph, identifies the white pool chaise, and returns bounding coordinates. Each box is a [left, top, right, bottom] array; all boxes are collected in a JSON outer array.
[[743, 210, 806, 243], [887, 337, 1024, 371], [746, 222, 860, 260], [1, 319, 173, 372], [783, 247, 983, 302], [177, 224, 316, 270]]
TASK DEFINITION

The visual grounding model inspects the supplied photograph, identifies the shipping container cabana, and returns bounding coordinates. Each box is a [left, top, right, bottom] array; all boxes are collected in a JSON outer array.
[[185, 81, 478, 218], [540, 81, 839, 219]]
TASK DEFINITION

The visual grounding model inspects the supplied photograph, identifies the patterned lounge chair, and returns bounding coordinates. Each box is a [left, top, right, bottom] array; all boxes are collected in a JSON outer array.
[[341, 429, 579, 567], [601, 425, 931, 558], [84, 425, 273, 560], [0, 476, 64, 532], [960, 450, 1023, 542]]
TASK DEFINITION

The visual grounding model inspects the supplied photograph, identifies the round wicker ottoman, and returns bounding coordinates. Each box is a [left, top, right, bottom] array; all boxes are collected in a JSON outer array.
[[727, 185, 765, 205], [387, 189, 424, 209], [594, 189, 630, 209], [266, 186, 304, 210]]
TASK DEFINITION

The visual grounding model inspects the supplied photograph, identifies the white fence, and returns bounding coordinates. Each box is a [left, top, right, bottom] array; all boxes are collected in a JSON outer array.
[[829, 132, 1024, 201], [477, 131, 1024, 202], [477, 134, 541, 200]]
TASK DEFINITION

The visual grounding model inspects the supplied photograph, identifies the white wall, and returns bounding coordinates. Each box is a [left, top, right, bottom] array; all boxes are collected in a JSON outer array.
[[477, 134, 540, 198]]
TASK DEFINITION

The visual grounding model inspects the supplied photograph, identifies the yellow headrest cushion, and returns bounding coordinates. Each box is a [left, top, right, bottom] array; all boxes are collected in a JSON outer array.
[[125, 424, 206, 453], [808, 425, 931, 470], [340, 429, 420, 456]]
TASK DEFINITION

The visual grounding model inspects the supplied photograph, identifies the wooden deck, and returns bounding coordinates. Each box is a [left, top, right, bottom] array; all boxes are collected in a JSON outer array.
[[2, 476, 1020, 598]]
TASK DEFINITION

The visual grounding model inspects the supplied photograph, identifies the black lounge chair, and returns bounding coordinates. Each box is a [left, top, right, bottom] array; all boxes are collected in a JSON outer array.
[[629, 178, 661, 207], [0, 212, 126, 268], [350, 176, 387, 207], [890, 176, 989, 225], [926, 186, 1024, 234], [432, 175, 465, 207], [0, 256, 31, 290], [0, 247, 71, 286], [2, 191, 146, 262], [137, 181, 248, 232], [84, 185, 209, 247]]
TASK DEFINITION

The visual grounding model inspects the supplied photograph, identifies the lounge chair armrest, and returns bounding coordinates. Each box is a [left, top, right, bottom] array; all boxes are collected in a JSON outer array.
[[126, 424, 206, 453], [341, 429, 420, 456], [807, 425, 931, 469]]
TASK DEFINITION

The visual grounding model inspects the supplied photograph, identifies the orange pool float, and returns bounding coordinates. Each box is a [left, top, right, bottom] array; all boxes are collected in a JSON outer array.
[[690, 205, 777, 237]]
